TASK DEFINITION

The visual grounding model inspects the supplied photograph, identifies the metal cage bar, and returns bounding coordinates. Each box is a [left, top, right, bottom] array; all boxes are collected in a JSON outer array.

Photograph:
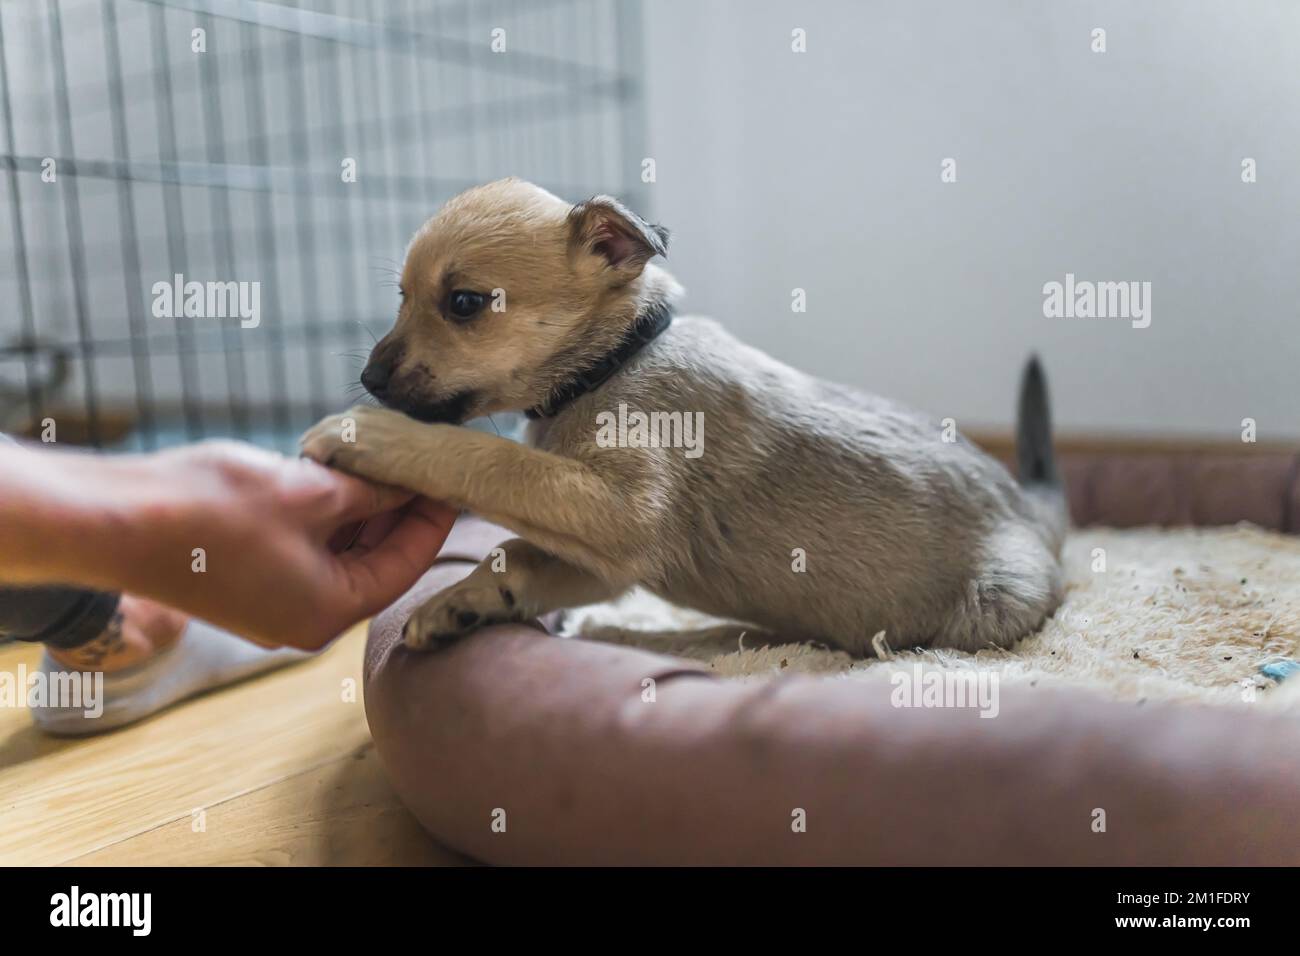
[[0, 0, 645, 450]]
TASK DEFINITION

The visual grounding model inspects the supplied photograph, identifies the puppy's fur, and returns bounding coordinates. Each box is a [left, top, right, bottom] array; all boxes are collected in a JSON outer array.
[[301, 178, 1067, 654]]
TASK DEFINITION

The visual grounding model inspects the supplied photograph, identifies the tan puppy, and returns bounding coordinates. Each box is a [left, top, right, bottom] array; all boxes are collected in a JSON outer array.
[[301, 178, 1067, 654]]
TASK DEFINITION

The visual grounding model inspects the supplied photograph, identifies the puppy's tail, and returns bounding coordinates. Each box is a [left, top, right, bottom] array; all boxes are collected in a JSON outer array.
[[1015, 355, 1068, 549]]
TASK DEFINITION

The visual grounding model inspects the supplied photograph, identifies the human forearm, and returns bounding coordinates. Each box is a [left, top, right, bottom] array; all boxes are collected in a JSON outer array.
[[0, 442, 277, 623], [0, 442, 138, 588], [0, 438, 129, 648], [2, 438, 456, 649]]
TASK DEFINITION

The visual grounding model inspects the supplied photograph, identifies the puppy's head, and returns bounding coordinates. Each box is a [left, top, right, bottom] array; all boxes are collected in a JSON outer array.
[[361, 178, 675, 423]]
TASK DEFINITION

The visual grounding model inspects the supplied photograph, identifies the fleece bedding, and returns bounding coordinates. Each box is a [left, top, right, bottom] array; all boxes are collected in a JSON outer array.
[[561, 524, 1300, 711]]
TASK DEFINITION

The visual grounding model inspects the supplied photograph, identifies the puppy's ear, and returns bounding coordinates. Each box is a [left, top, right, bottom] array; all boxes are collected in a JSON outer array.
[[567, 196, 669, 280]]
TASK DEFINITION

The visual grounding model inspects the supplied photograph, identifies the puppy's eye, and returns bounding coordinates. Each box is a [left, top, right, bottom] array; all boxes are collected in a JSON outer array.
[[447, 289, 486, 321]]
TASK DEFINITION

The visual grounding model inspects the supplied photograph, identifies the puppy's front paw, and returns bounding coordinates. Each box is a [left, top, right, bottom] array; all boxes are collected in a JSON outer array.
[[402, 581, 523, 651], [299, 405, 412, 481], [298, 412, 351, 468]]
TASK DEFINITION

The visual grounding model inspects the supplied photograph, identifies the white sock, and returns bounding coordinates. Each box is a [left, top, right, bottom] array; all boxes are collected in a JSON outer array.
[[31, 620, 309, 736]]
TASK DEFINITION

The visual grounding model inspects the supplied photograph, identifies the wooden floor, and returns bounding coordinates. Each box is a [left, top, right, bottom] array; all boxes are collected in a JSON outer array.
[[0, 626, 468, 866]]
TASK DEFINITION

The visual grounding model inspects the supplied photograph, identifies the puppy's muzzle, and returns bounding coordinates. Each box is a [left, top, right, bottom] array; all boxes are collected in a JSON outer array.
[[360, 358, 393, 400], [361, 354, 474, 424], [361, 337, 404, 402]]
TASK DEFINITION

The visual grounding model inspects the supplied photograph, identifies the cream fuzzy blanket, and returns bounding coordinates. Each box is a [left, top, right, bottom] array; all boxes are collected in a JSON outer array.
[[561, 525, 1300, 711]]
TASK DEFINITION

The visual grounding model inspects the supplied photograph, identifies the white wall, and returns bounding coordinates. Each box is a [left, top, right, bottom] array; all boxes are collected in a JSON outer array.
[[641, 0, 1300, 440]]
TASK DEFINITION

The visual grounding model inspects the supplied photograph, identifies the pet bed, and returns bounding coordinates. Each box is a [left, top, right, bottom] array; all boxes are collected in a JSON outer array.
[[363, 442, 1300, 864]]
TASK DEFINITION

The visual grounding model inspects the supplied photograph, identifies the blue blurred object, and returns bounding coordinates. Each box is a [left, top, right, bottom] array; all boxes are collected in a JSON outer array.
[[1259, 660, 1300, 683]]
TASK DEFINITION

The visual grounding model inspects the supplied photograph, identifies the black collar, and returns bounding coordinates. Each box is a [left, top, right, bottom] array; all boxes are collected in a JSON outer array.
[[526, 300, 674, 419]]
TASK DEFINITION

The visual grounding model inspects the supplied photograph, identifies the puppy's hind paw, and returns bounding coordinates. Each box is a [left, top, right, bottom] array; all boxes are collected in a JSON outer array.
[[401, 584, 522, 651]]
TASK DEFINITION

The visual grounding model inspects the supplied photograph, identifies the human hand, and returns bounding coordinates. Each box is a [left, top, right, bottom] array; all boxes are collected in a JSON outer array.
[[16, 440, 456, 649]]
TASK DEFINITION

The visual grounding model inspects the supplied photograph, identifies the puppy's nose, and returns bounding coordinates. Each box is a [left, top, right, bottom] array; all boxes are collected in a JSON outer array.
[[360, 359, 392, 398]]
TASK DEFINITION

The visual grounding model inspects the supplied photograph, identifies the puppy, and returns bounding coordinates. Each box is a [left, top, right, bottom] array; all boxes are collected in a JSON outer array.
[[301, 178, 1068, 655]]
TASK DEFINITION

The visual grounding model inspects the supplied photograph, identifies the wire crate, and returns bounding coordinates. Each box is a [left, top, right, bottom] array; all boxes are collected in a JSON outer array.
[[0, 0, 646, 450]]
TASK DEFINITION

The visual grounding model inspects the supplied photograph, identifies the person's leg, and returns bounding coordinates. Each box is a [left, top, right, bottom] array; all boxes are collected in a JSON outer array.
[[0, 584, 308, 737], [0, 432, 306, 735], [0, 581, 124, 653]]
